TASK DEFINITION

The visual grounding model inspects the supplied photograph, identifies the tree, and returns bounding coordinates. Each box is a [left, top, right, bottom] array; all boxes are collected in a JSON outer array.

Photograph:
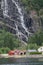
[[0, 30, 21, 49], [28, 31, 43, 46], [32, 0, 43, 8], [21, 0, 43, 15], [27, 43, 38, 49]]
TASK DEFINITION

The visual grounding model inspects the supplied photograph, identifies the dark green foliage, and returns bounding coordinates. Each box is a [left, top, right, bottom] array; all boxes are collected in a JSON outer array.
[[21, 0, 43, 15], [0, 47, 10, 54], [21, 0, 43, 9], [32, 0, 43, 8], [30, 52, 42, 55], [28, 31, 43, 46], [27, 43, 38, 49], [21, 0, 28, 6], [0, 30, 21, 50]]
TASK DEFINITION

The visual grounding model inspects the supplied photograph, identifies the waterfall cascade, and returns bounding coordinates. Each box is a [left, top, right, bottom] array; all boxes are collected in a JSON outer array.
[[12, 0, 30, 35], [1, 0, 32, 43], [1, 0, 9, 17]]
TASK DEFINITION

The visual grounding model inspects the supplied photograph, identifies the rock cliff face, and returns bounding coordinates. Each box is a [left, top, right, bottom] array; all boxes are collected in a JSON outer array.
[[0, 0, 41, 43]]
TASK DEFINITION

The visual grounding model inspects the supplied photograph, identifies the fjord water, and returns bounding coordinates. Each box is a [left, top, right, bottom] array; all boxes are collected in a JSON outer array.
[[0, 58, 43, 65]]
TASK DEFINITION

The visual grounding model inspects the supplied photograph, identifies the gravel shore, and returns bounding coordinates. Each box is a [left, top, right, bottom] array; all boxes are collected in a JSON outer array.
[[0, 54, 43, 58]]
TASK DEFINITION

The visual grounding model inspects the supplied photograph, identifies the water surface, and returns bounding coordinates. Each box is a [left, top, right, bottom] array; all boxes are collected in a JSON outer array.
[[0, 57, 43, 65]]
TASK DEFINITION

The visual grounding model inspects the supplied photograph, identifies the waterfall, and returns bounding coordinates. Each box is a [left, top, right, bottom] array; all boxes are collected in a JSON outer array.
[[16, 24, 28, 40], [12, 0, 30, 35], [4, 0, 8, 17], [16, 24, 20, 36], [1, 0, 4, 9], [1, 0, 9, 17], [1, 0, 32, 42]]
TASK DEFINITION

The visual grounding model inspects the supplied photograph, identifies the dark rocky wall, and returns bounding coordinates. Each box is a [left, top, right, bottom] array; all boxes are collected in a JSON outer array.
[[0, 0, 42, 43]]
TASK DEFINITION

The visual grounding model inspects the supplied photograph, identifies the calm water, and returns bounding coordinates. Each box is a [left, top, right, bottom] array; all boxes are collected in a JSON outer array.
[[0, 57, 43, 65]]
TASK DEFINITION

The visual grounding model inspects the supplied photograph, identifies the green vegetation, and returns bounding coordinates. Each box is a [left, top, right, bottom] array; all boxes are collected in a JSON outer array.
[[21, 0, 43, 50], [0, 29, 27, 53], [0, 30, 43, 53], [27, 43, 38, 50], [21, 0, 43, 10], [28, 31, 43, 46], [21, 0, 43, 15], [30, 52, 42, 55], [27, 30, 43, 49], [0, 30, 21, 50], [0, 47, 10, 54], [0, 0, 43, 53]]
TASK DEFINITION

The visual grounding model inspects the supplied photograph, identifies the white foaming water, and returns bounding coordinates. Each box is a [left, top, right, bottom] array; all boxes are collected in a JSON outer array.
[[4, 0, 8, 17], [1, 0, 32, 43], [1, 0, 9, 17], [12, 0, 30, 35], [16, 24, 28, 45], [1, 0, 4, 9], [16, 24, 28, 39], [16, 24, 20, 36]]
